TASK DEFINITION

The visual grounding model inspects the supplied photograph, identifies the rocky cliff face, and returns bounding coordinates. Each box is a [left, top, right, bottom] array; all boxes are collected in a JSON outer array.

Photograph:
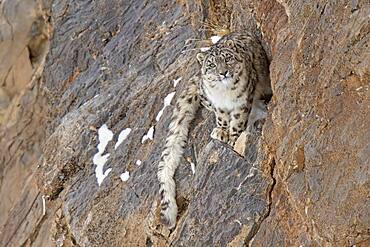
[[0, 0, 369, 246], [0, 0, 51, 246]]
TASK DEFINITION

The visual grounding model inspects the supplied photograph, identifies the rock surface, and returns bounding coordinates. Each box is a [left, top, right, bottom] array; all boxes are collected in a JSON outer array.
[[0, 0, 51, 246], [0, 0, 369, 246], [250, 1, 370, 246]]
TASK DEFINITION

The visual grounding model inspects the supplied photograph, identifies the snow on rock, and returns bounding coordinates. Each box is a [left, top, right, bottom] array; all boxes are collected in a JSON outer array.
[[141, 126, 155, 143], [114, 128, 132, 149], [96, 124, 113, 153], [93, 153, 111, 186], [164, 92, 176, 105], [190, 162, 196, 175], [210, 35, 221, 44], [173, 77, 182, 87], [120, 171, 130, 182], [135, 160, 142, 166], [93, 124, 114, 186], [155, 91, 176, 122], [42, 195, 46, 216]]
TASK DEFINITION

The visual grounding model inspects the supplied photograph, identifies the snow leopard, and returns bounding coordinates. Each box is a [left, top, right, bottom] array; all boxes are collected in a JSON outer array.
[[157, 32, 272, 229]]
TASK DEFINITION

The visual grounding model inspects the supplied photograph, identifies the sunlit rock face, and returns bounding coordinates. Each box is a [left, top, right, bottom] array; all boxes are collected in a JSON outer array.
[[0, 0, 51, 246]]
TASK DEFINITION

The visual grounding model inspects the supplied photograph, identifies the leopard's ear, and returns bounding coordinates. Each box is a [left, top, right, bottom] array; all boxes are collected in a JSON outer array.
[[196, 52, 206, 63], [225, 40, 234, 48]]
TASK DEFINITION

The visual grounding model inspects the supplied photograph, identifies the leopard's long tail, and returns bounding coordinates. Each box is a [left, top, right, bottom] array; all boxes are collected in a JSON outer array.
[[157, 78, 200, 229]]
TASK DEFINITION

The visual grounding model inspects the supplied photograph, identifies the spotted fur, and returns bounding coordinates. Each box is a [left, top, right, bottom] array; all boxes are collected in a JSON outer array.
[[157, 32, 271, 229]]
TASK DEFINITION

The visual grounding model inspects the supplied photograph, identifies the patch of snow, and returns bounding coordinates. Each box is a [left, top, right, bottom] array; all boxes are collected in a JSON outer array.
[[156, 92, 176, 122], [93, 124, 114, 186], [136, 160, 142, 166], [93, 152, 109, 166], [120, 171, 130, 182], [96, 124, 113, 153], [115, 128, 132, 149], [200, 47, 210, 52], [42, 195, 46, 216], [156, 111, 164, 122], [94, 154, 112, 186], [141, 126, 155, 143], [155, 110, 165, 122], [94, 94, 99, 98], [190, 162, 196, 174], [164, 92, 176, 107], [173, 77, 182, 87], [210, 35, 221, 44]]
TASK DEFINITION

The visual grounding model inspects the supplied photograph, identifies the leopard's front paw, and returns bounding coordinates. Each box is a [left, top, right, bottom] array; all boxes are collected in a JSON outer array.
[[211, 127, 229, 143], [227, 137, 237, 147]]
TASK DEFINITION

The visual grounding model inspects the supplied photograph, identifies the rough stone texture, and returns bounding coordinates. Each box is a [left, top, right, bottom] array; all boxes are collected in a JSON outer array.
[[0, 0, 369, 246], [250, 1, 370, 246], [0, 0, 51, 246], [34, 1, 273, 246]]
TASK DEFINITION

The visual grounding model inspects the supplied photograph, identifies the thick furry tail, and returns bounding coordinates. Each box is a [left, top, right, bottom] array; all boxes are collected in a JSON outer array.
[[157, 78, 200, 229]]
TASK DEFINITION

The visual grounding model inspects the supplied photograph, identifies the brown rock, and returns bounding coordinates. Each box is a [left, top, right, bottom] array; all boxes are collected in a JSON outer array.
[[0, 0, 369, 246]]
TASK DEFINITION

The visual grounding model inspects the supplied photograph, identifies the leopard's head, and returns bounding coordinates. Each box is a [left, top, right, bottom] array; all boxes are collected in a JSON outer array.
[[197, 40, 244, 85]]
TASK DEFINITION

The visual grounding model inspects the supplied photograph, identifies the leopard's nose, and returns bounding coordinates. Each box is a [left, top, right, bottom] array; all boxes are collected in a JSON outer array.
[[219, 70, 228, 77]]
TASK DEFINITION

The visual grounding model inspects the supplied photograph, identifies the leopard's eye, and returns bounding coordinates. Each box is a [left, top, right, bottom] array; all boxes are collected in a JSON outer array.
[[207, 62, 216, 68], [225, 55, 233, 62]]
